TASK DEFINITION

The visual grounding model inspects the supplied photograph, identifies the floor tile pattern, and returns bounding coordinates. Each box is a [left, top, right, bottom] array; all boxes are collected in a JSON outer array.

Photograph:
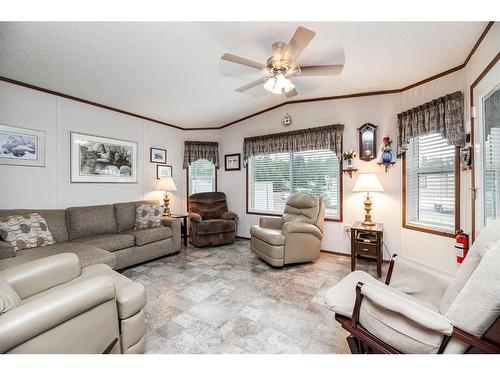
[[122, 239, 387, 354]]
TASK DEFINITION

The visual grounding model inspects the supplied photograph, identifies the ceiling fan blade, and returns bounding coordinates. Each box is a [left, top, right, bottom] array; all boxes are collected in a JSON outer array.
[[235, 78, 265, 92], [286, 26, 316, 61], [221, 53, 266, 70], [300, 65, 344, 76], [285, 88, 298, 98]]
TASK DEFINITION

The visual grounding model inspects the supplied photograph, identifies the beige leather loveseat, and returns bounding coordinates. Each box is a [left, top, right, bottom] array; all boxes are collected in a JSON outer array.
[[250, 193, 325, 267], [0, 253, 146, 353]]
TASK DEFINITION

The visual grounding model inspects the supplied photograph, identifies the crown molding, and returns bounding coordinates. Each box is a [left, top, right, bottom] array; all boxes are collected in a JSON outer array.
[[0, 21, 494, 131]]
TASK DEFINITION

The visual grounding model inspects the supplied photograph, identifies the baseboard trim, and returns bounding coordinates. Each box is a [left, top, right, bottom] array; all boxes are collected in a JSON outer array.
[[236, 235, 251, 240], [320, 249, 350, 257]]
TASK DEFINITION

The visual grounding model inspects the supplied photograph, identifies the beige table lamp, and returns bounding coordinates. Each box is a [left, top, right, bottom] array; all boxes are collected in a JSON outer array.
[[352, 173, 384, 226], [156, 176, 177, 216]]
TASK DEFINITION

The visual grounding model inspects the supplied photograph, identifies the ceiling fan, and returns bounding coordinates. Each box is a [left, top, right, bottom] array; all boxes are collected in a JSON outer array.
[[221, 26, 344, 98]]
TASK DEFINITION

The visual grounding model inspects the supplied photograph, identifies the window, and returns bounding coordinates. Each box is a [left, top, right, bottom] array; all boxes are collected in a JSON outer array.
[[403, 133, 459, 236], [187, 159, 217, 196], [247, 149, 341, 220], [483, 88, 500, 225]]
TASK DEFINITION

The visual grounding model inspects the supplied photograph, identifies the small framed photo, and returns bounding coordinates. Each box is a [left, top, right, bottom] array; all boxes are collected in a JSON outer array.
[[150, 147, 167, 164], [157, 164, 173, 179], [225, 153, 241, 171], [0, 124, 46, 167]]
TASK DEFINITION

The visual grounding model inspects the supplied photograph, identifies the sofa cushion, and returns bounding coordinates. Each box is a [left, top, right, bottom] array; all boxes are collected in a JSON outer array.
[[0, 241, 15, 260], [195, 219, 235, 236], [134, 204, 163, 230], [0, 275, 21, 315], [188, 192, 228, 220], [0, 242, 116, 271], [71, 234, 135, 252], [114, 200, 157, 232], [0, 209, 68, 243], [0, 213, 55, 251], [129, 227, 172, 246], [250, 225, 285, 246], [67, 204, 117, 240]]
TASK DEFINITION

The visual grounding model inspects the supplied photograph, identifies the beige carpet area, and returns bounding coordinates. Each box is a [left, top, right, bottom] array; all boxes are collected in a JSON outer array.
[[122, 239, 388, 354]]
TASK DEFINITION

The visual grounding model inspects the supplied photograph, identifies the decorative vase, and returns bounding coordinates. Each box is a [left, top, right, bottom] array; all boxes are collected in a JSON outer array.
[[382, 151, 392, 163]]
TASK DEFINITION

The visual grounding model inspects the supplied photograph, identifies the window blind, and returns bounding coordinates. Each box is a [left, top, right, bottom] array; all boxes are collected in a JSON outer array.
[[484, 89, 500, 224], [248, 149, 340, 219], [405, 133, 456, 232], [188, 159, 216, 195]]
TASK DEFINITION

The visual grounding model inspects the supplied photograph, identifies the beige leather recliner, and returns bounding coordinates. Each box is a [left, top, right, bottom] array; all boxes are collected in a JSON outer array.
[[0, 253, 147, 354], [250, 193, 325, 267]]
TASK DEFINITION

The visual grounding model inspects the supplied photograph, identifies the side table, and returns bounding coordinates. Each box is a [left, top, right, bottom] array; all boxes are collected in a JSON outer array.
[[350, 221, 383, 278], [165, 214, 188, 247]]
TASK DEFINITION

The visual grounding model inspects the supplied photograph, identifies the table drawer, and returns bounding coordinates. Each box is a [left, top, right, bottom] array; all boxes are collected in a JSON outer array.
[[354, 243, 377, 257]]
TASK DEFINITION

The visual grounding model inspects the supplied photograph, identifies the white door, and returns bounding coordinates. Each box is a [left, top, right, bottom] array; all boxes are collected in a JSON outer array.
[[473, 60, 500, 237]]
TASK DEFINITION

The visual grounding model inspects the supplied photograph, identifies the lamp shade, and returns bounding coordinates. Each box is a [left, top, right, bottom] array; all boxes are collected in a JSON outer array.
[[156, 176, 177, 191], [352, 173, 384, 192]]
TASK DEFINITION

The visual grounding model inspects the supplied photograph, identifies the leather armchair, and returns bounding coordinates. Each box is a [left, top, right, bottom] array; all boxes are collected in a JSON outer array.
[[250, 193, 325, 267], [0, 253, 146, 354], [325, 218, 500, 354], [188, 192, 238, 247]]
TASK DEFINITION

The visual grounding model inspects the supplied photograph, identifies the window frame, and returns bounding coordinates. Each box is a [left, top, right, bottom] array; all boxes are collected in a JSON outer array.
[[186, 160, 218, 209], [402, 142, 460, 238], [245, 145, 343, 223]]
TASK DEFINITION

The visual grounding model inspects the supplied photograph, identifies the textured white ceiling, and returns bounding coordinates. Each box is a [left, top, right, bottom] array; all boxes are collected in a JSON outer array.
[[0, 22, 486, 128]]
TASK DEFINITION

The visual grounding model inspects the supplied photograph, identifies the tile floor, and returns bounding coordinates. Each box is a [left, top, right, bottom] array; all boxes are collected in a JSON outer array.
[[122, 239, 388, 354]]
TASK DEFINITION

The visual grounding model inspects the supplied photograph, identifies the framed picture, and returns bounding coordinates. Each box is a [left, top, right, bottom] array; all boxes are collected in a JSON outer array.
[[225, 153, 241, 171], [0, 124, 45, 167], [70, 132, 138, 183], [157, 164, 173, 179], [150, 147, 167, 164]]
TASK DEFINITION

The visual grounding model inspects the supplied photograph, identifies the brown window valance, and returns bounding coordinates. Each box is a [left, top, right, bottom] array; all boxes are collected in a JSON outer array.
[[243, 124, 344, 165], [183, 141, 220, 169], [397, 91, 465, 156]]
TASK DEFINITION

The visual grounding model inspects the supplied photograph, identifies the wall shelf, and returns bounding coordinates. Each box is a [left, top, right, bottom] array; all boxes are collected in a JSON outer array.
[[377, 162, 395, 173], [342, 168, 358, 178]]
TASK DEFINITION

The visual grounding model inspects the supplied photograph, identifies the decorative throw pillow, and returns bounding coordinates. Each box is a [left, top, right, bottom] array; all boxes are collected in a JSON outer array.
[[134, 204, 163, 230], [0, 213, 55, 252]]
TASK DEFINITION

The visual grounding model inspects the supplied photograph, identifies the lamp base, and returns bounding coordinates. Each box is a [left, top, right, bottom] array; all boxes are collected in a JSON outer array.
[[361, 193, 375, 226], [163, 191, 171, 216]]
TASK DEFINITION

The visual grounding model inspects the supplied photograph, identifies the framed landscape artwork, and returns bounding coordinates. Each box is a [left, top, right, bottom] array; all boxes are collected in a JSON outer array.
[[70, 132, 138, 183], [0, 124, 45, 167], [224, 153, 241, 171], [156, 164, 172, 179], [150, 147, 167, 164]]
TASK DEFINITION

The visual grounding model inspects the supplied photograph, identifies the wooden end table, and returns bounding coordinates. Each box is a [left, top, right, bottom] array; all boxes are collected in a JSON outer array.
[[164, 214, 188, 247], [350, 221, 383, 278]]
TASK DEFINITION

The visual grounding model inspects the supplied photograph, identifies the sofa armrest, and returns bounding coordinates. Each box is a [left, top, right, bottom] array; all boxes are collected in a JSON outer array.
[[259, 216, 284, 230], [359, 282, 453, 335], [162, 217, 181, 233], [221, 211, 238, 220], [0, 253, 82, 300], [0, 276, 116, 353], [0, 240, 15, 260], [188, 213, 202, 223], [282, 222, 322, 240], [388, 255, 453, 308]]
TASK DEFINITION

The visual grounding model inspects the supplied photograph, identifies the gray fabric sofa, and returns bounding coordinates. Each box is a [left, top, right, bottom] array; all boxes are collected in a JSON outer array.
[[0, 201, 181, 271]]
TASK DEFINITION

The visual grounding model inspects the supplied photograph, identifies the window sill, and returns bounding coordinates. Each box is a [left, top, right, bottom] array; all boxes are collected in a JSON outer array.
[[402, 223, 456, 238]]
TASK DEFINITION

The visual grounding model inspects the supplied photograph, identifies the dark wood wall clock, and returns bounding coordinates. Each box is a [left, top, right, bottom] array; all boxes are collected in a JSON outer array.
[[358, 123, 378, 161]]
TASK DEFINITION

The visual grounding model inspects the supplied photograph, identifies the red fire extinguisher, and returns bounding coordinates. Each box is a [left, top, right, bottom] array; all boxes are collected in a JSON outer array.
[[455, 230, 469, 264]]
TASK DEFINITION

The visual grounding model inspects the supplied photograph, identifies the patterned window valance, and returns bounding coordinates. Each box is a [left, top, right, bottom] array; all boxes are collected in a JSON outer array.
[[397, 91, 465, 156], [183, 141, 220, 169], [243, 124, 344, 165]]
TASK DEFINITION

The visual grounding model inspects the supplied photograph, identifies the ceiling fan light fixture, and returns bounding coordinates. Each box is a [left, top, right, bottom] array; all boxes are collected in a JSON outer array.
[[264, 72, 295, 95]]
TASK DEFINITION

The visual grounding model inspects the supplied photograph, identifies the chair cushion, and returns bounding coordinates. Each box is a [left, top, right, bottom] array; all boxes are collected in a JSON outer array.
[[0, 275, 21, 315], [114, 200, 157, 232], [67, 204, 117, 240], [134, 204, 163, 230], [0, 242, 116, 271], [71, 234, 135, 252], [0, 209, 68, 243], [0, 213, 55, 251], [129, 227, 172, 246], [188, 192, 228, 220], [282, 193, 319, 225], [250, 225, 285, 246], [440, 218, 500, 313], [195, 219, 235, 236]]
